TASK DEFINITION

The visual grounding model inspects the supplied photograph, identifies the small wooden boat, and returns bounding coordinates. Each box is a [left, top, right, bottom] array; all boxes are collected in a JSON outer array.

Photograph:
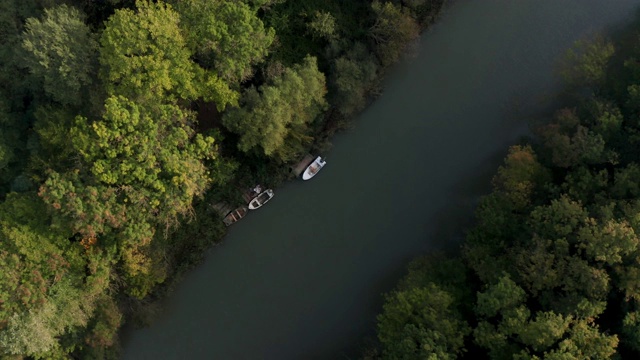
[[223, 206, 248, 226], [302, 156, 326, 180], [248, 189, 274, 210]]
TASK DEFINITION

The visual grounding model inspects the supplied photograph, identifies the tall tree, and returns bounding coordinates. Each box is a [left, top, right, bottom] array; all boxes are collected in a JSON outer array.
[[492, 145, 550, 210], [170, 0, 275, 83], [378, 284, 470, 359], [0, 192, 109, 358], [369, 1, 419, 67], [99, 0, 236, 108], [21, 4, 97, 106], [41, 95, 216, 237], [39, 95, 217, 297], [223, 56, 327, 162], [560, 35, 615, 91], [331, 42, 379, 117]]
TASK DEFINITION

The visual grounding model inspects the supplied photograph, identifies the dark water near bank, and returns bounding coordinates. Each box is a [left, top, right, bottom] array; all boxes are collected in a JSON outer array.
[[123, 1, 639, 358]]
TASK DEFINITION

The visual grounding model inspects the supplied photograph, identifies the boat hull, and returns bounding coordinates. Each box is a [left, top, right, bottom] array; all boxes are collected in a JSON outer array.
[[223, 206, 248, 226], [248, 189, 274, 210], [302, 156, 326, 180]]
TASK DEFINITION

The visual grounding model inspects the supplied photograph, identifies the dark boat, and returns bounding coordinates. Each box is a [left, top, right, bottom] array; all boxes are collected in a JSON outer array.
[[223, 206, 248, 226]]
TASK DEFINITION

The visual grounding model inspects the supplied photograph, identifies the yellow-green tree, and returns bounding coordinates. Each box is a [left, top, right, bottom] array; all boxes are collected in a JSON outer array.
[[223, 56, 327, 162], [369, 1, 419, 67], [39, 95, 217, 297], [171, 0, 275, 83], [21, 4, 97, 106], [99, 0, 236, 108]]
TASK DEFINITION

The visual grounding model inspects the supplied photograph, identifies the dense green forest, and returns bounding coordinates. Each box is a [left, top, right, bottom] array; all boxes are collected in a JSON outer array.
[[371, 14, 640, 360], [0, 0, 446, 358]]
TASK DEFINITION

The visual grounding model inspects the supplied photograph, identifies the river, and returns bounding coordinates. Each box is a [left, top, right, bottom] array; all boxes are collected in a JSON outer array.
[[122, 1, 639, 358]]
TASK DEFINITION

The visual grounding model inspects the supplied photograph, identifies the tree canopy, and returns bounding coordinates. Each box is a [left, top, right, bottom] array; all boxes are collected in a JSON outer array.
[[21, 4, 97, 106], [376, 27, 640, 359], [223, 55, 327, 162], [99, 0, 236, 108], [0, 0, 447, 357], [170, 0, 275, 83]]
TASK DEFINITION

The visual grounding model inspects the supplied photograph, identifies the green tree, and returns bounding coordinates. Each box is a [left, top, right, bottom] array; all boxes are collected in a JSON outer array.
[[476, 274, 527, 318], [0, 192, 108, 358], [514, 236, 564, 297], [492, 145, 550, 210], [171, 0, 275, 83], [518, 311, 572, 352], [577, 219, 638, 266], [244, 0, 286, 10], [378, 284, 471, 360], [400, 0, 445, 25], [223, 56, 327, 162], [21, 4, 97, 106], [462, 193, 526, 283], [38, 95, 217, 297], [538, 108, 612, 168], [585, 99, 623, 142], [84, 295, 122, 348], [562, 166, 609, 205], [474, 274, 529, 359], [528, 195, 588, 239], [560, 34, 614, 91], [307, 11, 337, 41], [331, 42, 379, 117], [617, 265, 640, 304], [622, 311, 640, 351], [43, 95, 216, 235], [0, 193, 74, 322], [0, 105, 20, 188], [31, 105, 78, 172], [546, 320, 618, 359], [99, 0, 235, 108], [369, 1, 419, 67]]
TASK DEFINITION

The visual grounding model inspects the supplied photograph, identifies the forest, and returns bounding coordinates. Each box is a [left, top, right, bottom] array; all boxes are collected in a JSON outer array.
[[372, 13, 640, 360], [0, 0, 446, 358]]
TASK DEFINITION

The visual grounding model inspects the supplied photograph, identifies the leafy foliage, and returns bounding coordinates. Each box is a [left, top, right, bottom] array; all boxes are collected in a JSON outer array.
[[560, 34, 615, 91], [330, 42, 379, 117], [99, 0, 236, 107], [21, 4, 97, 106], [223, 56, 327, 162], [369, 1, 420, 67], [171, 0, 275, 83], [378, 284, 471, 360]]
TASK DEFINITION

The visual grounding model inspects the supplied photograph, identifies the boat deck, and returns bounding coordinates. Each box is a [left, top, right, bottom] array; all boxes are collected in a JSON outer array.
[[210, 202, 235, 217], [243, 185, 263, 203]]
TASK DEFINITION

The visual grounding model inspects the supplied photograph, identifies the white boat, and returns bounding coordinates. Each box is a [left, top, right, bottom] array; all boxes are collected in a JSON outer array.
[[302, 156, 326, 180], [248, 189, 274, 210]]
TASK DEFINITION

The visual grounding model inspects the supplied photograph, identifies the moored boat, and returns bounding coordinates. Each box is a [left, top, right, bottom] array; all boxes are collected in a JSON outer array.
[[223, 206, 248, 226], [302, 156, 326, 180], [248, 189, 274, 210]]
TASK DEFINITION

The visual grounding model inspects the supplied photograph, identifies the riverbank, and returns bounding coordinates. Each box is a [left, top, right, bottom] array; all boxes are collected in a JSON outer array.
[[371, 10, 640, 357], [121, 1, 639, 359]]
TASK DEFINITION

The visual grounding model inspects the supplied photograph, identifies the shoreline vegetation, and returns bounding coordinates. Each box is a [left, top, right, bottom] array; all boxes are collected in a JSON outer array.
[[0, 0, 447, 358], [369, 11, 640, 359]]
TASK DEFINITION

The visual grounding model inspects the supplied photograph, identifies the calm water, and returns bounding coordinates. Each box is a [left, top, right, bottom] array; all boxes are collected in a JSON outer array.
[[123, 1, 639, 358]]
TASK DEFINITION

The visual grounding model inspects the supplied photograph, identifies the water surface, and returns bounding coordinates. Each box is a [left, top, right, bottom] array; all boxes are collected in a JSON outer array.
[[123, 1, 639, 358]]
